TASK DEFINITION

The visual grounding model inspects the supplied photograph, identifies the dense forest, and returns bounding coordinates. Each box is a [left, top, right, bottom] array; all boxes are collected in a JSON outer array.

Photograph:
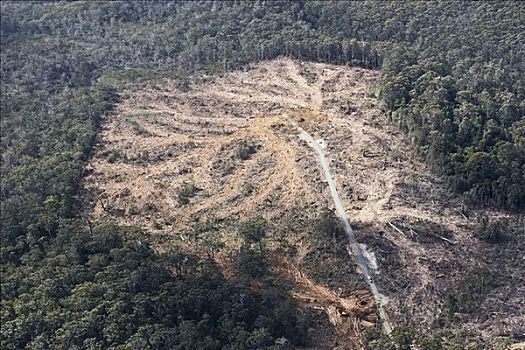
[[1, 1, 524, 349]]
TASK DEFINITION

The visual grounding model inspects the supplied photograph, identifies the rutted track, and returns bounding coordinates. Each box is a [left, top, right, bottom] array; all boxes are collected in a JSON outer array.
[[290, 118, 393, 335]]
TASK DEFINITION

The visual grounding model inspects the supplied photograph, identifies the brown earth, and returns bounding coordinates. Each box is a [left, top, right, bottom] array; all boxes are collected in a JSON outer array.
[[82, 59, 524, 348]]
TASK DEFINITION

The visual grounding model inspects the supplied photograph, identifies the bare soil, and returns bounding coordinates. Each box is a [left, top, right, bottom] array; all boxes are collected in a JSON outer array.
[[82, 58, 524, 348]]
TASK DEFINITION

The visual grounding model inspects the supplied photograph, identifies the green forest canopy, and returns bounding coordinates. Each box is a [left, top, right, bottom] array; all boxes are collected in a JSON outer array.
[[1, 1, 524, 349]]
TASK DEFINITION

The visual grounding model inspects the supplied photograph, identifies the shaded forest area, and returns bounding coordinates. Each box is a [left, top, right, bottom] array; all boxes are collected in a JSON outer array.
[[1, 1, 524, 349]]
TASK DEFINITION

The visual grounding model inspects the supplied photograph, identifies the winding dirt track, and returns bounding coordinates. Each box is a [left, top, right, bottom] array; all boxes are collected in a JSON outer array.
[[290, 118, 393, 335]]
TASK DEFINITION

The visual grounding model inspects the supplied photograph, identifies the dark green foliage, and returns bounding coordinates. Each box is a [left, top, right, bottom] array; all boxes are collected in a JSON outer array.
[[3, 2, 523, 214], [235, 249, 269, 281], [1, 222, 311, 349], [364, 325, 416, 350], [375, 4, 525, 211], [235, 218, 269, 281], [1, 86, 118, 263], [1, 1, 524, 347]]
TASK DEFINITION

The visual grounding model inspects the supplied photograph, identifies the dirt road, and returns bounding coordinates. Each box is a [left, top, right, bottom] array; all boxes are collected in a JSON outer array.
[[290, 118, 393, 335]]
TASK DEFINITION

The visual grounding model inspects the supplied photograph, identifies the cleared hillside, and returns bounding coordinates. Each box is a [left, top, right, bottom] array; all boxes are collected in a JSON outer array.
[[2, 2, 524, 349], [82, 59, 524, 347]]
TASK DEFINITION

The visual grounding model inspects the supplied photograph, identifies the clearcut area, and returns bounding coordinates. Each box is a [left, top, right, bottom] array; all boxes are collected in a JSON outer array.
[[82, 58, 524, 347]]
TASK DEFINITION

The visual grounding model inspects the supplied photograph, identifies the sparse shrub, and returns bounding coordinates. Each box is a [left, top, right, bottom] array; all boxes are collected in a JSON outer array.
[[391, 325, 416, 350], [236, 140, 260, 160], [302, 209, 363, 291], [238, 217, 266, 251], [177, 78, 191, 92], [364, 325, 418, 350], [445, 267, 500, 315], [107, 150, 123, 163], [129, 120, 152, 136], [363, 328, 396, 350], [418, 335, 445, 350], [128, 205, 140, 216], [135, 150, 151, 164], [476, 216, 509, 243], [342, 100, 357, 115], [199, 233, 224, 258], [176, 182, 200, 205], [315, 208, 346, 241], [241, 181, 254, 196], [109, 173, 124, 182], [152, 221, 162, 229]]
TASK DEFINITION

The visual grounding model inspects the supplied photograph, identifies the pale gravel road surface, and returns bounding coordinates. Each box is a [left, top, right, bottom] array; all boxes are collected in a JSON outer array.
[[290, 119, 393, 334]]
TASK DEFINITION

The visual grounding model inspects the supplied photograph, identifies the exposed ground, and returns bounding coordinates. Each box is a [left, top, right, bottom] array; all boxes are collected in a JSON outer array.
[[82, 59, 524, 348]]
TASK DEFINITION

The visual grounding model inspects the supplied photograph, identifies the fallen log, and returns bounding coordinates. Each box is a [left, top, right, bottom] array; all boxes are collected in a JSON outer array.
[[387, 221, 406, 236]]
